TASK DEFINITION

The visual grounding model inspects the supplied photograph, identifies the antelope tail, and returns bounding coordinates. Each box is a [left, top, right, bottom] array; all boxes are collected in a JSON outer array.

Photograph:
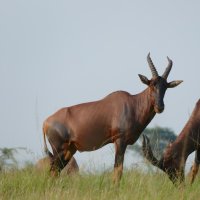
[[43, 124, 53, 158]]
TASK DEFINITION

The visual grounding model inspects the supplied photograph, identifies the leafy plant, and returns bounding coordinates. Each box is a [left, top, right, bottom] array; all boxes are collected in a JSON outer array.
[[0, 147, 26, 171]]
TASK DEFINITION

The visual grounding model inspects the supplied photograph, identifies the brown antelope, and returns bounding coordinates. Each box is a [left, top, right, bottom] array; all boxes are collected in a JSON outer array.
[[35, 156, 79, 175], [43, 53, 182, 183], [143, 99, 200, 185]]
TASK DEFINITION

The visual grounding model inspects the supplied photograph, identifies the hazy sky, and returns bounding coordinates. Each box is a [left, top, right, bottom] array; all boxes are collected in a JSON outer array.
[[1, 1, 200, 169]]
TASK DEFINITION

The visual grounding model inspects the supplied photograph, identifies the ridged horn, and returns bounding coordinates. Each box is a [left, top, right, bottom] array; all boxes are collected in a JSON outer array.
[[142, 135, 163, 170], [147, 53, 158, 78], [162, 57, 173, 80]]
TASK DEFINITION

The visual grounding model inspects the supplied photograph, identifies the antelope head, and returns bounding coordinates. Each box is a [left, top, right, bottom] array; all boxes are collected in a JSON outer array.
[[142, 135, 184, 184], [138, 53, 183, 113]]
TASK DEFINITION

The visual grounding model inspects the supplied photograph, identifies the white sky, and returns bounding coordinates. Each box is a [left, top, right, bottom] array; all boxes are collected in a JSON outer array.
[[0, 0, 200, 170]]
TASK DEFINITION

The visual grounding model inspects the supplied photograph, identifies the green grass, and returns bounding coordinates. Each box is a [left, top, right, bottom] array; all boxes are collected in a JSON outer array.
[[0, 167, 200, 200]]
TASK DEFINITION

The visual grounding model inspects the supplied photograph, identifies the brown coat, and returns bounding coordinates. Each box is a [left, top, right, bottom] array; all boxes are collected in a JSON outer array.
[[143, 99, 200, 185]]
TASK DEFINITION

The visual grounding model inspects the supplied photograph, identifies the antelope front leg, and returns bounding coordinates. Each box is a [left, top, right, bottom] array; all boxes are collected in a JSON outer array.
[[113, 139, 127, 184]]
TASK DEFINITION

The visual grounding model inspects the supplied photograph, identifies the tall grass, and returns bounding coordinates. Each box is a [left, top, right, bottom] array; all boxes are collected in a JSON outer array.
[[0, 167, 200, 200]]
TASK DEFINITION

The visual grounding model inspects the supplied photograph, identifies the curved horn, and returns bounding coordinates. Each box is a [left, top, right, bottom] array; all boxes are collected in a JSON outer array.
[[147, 53, 158, 78], [142, 135, 163, 170], [162, 57, 173, 79]]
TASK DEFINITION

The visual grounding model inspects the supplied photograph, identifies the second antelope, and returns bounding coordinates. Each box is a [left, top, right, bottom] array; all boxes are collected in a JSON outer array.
[[143, 99, 200, 185]]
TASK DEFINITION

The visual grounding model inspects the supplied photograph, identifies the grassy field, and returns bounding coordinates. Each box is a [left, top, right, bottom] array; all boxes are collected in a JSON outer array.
[[0, 167, 200, 200]]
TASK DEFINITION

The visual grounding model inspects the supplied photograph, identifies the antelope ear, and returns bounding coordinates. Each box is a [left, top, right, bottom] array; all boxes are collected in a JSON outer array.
[[167, 80, 183, 88], [138, 74, 150, 85]]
